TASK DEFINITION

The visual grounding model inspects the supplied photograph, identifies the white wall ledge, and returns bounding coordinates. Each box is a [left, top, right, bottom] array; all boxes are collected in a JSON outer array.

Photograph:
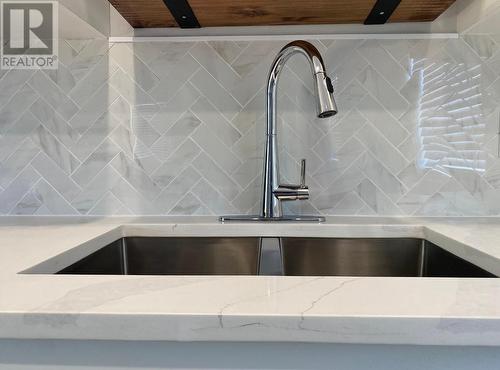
[[109, 33, 459, 43]]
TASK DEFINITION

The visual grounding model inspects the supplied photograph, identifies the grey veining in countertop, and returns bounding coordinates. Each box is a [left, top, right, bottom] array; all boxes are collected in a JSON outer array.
[[1, 216, 500, 345]]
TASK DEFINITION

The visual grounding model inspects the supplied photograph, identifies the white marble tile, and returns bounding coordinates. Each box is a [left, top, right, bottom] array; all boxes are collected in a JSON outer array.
[[355, 123, 408, 174], [151, 111, 201, 161], [0, 36, 499, 216], [0, 111, 39, 161], [322, 40, 365, 72], [69, 85, 120, 136], [0, 165, 39, 214], [231, 89, 265, 134], [71, 138, 121, 187], [228, 63, 268, 107], [0, 84, 38, 134], [192, 123, 242, 173], [279, 94, 324, 145], [189, 42, 241, 92], [110, 177, 160, 215], [149, 82, 200, 135], [0, 70, 34, 109], [29, 99, 78, 149], [231, 41, 282, 77], [71, 165, 122, 214], [313, 165, 365, 211], [332, 80, 368, 121], [30, 125, 80, 175], [325, 191, 366, 215], [151, 138, 200, 187], [11, 185, 43, 215], [356, 152, 406, 200], [130, 109, 160, 147], [356, 178, 402, 215], [31, 152, 81, 201], [0, 138, 39, 188], [231, 157, 261, 188], [72, 112, 121, 161], [313, 137, 366, 189], [88, 192, 132, 215], [109, 43, 159, 92], [207, 41, 244, 64], [65, 40, 110, 82], [397, 169, 451, 214], [28, 71, 78, 120], [111, 152, 162, 201], [357, 40, 410, 90], [149, 53, 200, 103], [144, 42, 194, 78], [169, 192, 211, 215], [69, 56, 119, 105], [109, 68, 155, 106], [110, 125, 161, 175], [328, 109, 367, 145], [155, 166, 201, 213], [190, 68, 242, 121], [397, 162, 429, 189], [108, 96, 131, 128], [330, 49, 368, 93], [463, 35, 499, 60], [378, 39, 418, 63], [191, 178, 237, 214], [132, 42, 189, 65], [358, 94, 409, 146], [191, 97, 241, 147], [357, 65, 410, 120], [26, 179, 78, 215], [465, 6, 500, 36], [415, 178, 484, 216], [231, 175, 261, 213], [231, 123, 265, 160], [445, 39, 497, 89], [192, 152, 240, 201], [44, 62, 76, 94]]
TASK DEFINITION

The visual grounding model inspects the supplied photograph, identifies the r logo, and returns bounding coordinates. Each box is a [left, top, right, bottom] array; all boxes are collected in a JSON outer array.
[[1, 1, 58, 69]]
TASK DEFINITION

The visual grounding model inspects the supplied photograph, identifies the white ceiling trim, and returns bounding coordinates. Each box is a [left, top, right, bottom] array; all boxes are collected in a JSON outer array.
[[109, 33, 459, 43]]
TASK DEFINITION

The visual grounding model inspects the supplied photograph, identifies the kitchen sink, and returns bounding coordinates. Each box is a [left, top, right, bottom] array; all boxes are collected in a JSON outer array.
[[281, 238, 495, 277], [53, 237, 496, 278], [59, 237, 260, 275]]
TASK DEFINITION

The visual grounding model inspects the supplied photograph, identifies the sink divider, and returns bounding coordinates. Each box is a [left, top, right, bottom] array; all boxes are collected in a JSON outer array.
[[258, 238, 284, 276], [120, 238, 129, 275]]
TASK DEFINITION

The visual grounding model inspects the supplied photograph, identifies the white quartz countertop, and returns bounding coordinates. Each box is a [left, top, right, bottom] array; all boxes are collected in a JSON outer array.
[[2, 216, 500, 345]]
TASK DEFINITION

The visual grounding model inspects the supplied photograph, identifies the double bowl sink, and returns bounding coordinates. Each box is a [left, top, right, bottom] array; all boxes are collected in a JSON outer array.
[[55, 237, 496, 278]]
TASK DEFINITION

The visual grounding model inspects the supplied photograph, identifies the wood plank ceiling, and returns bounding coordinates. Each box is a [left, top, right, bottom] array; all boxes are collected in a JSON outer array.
[[108, 0, 457, 28]]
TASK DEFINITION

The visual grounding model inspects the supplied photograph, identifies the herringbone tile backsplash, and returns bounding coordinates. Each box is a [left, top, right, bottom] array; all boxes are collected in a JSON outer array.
[[1, 18, 500, 216]]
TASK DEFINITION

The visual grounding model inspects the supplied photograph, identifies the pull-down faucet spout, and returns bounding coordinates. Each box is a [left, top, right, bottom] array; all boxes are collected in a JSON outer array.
[[261, 41, 337, 220], [221, 40, 337, 223]]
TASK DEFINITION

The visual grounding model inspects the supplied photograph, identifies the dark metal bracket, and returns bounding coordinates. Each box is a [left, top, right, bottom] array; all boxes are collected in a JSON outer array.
[[162, 0, 200, 28], [364, 0, 402, 25]]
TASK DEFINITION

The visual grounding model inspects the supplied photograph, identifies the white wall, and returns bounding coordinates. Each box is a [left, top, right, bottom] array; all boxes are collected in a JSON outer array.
[[58, 0, 110, 37]]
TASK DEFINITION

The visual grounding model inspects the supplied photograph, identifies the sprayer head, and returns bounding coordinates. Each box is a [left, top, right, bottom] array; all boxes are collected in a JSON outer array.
[[315, 73, 338, 119]]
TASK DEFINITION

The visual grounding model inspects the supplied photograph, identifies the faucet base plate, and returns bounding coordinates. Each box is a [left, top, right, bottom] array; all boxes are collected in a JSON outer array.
[[220, 215, 325, 223]]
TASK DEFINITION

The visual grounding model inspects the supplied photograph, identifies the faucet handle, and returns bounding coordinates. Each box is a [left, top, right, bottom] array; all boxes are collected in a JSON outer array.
[[275, 159, 309, 201], [279, 159, 308, 190], [300, 159, 306, 188]]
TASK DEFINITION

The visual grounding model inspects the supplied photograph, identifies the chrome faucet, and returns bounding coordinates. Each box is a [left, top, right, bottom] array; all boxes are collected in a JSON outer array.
[[221, 41, 337, 222]]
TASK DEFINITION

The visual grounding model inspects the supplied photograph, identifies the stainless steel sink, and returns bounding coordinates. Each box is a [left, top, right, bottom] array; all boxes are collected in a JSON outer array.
[[59, 237, 260, 275], [281, 238, 495, 277], [53, 237, 495, 278]]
